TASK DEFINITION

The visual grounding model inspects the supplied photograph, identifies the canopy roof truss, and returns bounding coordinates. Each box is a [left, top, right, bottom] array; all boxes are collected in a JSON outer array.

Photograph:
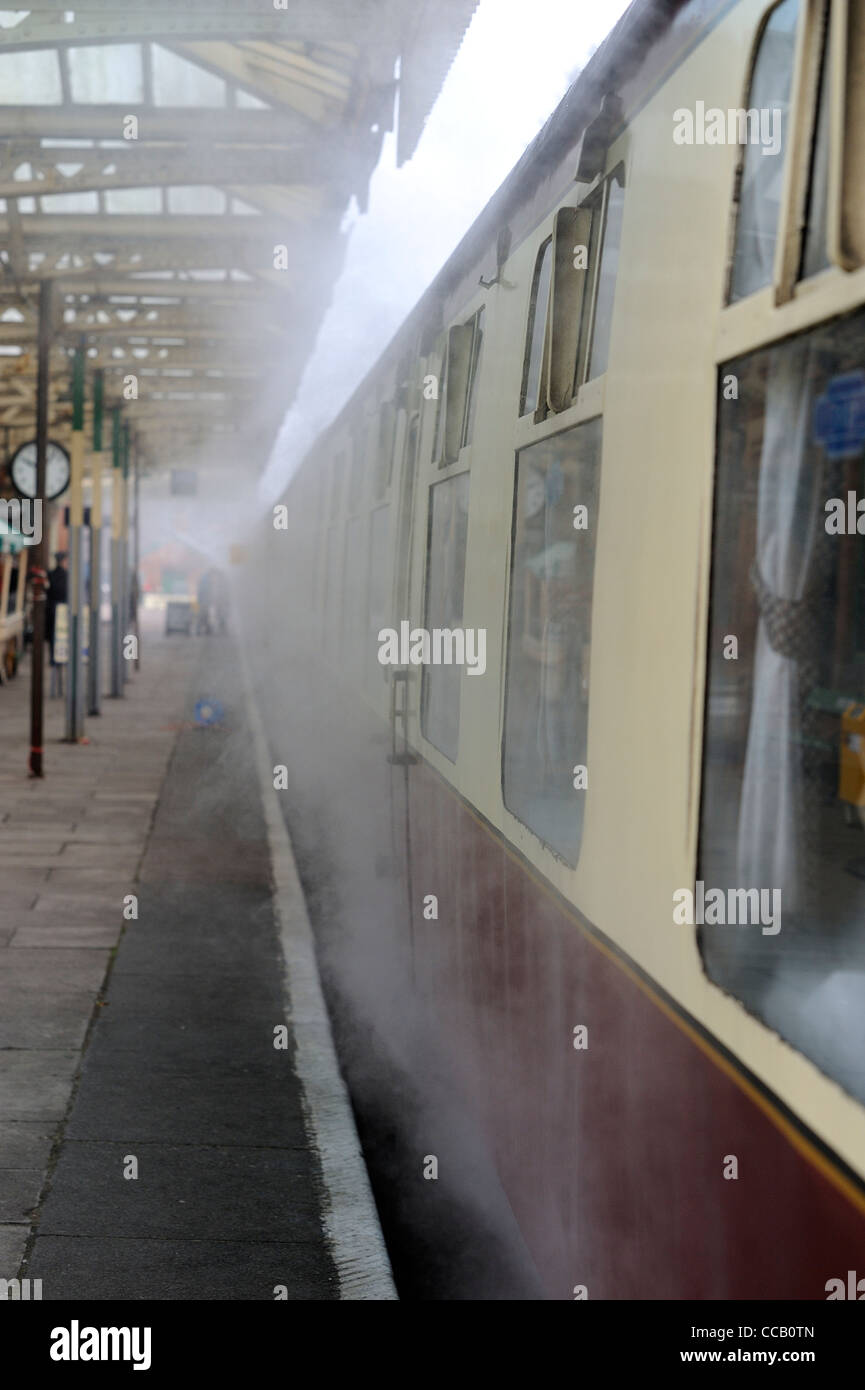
[[0, 0, 477, 475]]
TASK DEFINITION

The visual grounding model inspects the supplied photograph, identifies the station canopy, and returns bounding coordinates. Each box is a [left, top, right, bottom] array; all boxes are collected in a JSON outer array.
[[0, 1, 477, 476]]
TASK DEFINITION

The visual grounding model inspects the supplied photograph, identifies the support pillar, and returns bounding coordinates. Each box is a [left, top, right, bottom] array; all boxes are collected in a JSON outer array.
[[88, 368, 103, 716], [28, 280, 54, 778], [65, 340, 85, 742], [121, 422, 131, 686], [110, 407, 124, 699], [133, 439, 141, 673]]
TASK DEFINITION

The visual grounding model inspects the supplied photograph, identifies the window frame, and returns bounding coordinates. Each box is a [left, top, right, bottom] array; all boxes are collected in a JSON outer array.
[[394, 406, 421, 620], [772, 0, 828, 302], [346, 417, 372, 516], [366, 500, 392, 692], [520, 235, 553, 417], [372, 400, 398, 501], [725, 0, 855, 310], [830, 0, 865, 271], [519, 163, 626, 424], [572, 163, 626, 393], [697, 305, 865, 1104], [328, 449, 345, 522], [434, 306, 486, 467], [499, 414, 604, 867], [340, 510, 369, 678], [694, 0, 865, 1054], [418, 465, 472, 762], [717, 1, 865, 371]]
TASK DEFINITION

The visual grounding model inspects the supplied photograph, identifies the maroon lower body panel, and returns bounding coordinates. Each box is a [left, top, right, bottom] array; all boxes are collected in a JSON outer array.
[[408, 759, 865, 1300]]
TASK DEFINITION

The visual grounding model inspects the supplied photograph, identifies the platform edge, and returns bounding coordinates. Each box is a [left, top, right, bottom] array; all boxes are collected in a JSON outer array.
[[238, 643, 399, 1302]]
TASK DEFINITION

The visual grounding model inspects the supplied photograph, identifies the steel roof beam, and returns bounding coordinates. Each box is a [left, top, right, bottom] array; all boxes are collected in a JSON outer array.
[[9, 246, 313, 283], [12, 250, 295, 280], [2, 368, 266, 390], [0, 108, 318, 141], [0, 4, 380, 51], [58, 307, 287, 335], [0, 213, 301, 239], [0, 322, 286, 343], [5, 300, 287, 330], [83, 347, 280, 370], [0, 145, 339, 199], [48, 279, 284, 302], [164, 41, 352, 124]]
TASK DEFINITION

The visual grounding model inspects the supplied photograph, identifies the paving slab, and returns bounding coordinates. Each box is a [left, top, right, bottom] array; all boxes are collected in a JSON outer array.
[[0, 907, 113, 929], [0, 891, 39, 911], [0, 838, 66, 852], [0, 1052, 80, 1121], [9, 925, 119, 949], [0, 1226, 29, 1278], [61, 829, 148, 844], [31, 893, 124, 915], [0, 1121, 55, 1169], [0, 948, 110, 988], [0, 820, 77, 834], [0, 990, 104, 1049], [44, 869, 140, 888], [0, 1170, 43, 1224]]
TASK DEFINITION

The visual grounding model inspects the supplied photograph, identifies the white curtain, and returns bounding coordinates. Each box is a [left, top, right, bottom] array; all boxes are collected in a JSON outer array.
[[736, 338, 824, 909]]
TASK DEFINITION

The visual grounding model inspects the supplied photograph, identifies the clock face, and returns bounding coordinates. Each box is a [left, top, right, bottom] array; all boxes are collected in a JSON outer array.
[[9, 440, 71, 501]]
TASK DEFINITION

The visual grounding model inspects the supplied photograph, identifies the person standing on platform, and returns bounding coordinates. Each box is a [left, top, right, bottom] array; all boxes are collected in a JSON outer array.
[[46, 551, 68, 666]]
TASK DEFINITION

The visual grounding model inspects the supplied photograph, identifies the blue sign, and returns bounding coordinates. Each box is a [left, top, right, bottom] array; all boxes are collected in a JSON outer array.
[[194, 697, 224, 727], [814, 371, 865, 460]]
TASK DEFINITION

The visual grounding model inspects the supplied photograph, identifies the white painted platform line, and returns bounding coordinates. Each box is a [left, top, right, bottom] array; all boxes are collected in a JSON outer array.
[[239, 647, 398, 1301]]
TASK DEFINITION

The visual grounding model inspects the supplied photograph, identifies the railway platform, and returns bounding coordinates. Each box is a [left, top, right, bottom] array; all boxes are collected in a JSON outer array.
[[0, 617, 394, 1301]]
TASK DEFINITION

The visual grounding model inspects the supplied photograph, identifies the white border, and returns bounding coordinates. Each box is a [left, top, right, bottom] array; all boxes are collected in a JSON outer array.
[[239, 644, 398, 1301]]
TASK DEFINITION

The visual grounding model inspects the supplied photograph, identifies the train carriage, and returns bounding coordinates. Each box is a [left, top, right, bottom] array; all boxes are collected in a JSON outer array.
[[251, 0, 865, 1297]]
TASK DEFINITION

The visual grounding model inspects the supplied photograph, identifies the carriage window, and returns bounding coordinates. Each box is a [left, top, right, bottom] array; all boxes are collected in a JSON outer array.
[[839, 0, 865, 268], [800, 7, 830, 280], [521, 237, 552, 416], [700, 304, 865, 1105], [586, 169, 625, 381], [463, 307, 485, 447], [313, 471, 325, 533], [571, 167, 625, 391], [348, 431, 366, 513], [341, 515, 367, 676], [432, 340, 447, 463], [421, 472, 470, 760], [329, 452, 345, 520], [325, 525, 341, 657], [441, 309, 485, 464], [368, 505, 391, 685], [373, 403, 397, 499], [502, 418, 602, 864], [728, 0, 800, 303], [395, 411, 420, 613]]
